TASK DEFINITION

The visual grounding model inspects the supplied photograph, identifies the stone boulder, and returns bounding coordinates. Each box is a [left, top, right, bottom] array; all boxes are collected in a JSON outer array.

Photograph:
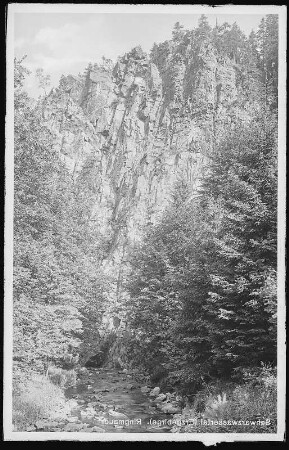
[[141, 386, 151, 394], [91, 426, 106, 432], [160, 402, 182, 414], [155, 393, 167, 402], [149, 387, 160, 397], [63, 423, 84, 432], [78, 367, 89, 375], [35, 420, 59, 430]]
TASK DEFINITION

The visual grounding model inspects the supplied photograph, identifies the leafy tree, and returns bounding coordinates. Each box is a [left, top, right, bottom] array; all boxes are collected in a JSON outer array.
[[256, 15, 278, 108], [127, 115, 277, 390], [13, 13, 279, 404], [172, 22, 185, 43], [195, 15, 211, 42], [35, 68, 51, 96], [13, 58, 108, 377], [201, 116, 277, 376]]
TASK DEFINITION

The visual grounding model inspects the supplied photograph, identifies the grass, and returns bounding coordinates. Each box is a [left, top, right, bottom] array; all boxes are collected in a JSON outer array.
[[12, 371, 69, 431]]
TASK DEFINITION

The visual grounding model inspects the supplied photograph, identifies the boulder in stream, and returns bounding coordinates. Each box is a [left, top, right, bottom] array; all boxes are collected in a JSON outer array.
[[92, 426, 106, 432], [65, 399, 79, 410], [160, 403, 182, 414], [64, 423, 84, 432], [108, 409, 129, 419], [80, 410, 95, 419], [35, 420, 59, 430], [141, 386, 151, 394], [149, 387, 160, 397], [155, 393, 167, 402]]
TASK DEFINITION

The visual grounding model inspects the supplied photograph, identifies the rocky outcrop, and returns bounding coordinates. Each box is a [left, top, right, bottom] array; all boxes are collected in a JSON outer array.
[[40, 41, 253, 344], [43, 43, 246, 255]]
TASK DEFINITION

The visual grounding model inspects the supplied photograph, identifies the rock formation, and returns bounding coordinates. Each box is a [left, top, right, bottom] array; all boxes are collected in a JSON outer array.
[[39, 39, 254, 347]]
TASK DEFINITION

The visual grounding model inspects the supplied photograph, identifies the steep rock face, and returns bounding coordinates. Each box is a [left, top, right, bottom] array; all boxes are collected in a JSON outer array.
[[41, 43, 251, 310]]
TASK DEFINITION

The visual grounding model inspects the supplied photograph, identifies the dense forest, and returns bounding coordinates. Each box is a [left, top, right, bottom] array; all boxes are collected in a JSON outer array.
[[12, 15, 279, 433]]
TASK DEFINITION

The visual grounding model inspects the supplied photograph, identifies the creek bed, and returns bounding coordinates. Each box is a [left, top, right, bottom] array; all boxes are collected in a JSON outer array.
[[65, 368, 174, 433]]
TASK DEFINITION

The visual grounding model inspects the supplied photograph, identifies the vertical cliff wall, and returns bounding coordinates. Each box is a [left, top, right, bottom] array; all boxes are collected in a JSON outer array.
[[39, 39, 254, 328], [43, 46, 249, 244]]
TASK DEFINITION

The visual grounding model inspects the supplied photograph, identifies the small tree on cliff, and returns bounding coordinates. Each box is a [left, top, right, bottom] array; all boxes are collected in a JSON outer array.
[[172, 22, 185, 43], [195, 15, 212, 41], [35, 67, 51, 96]]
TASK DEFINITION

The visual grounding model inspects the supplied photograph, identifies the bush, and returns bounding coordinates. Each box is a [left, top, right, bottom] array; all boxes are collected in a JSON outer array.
[[171, 364, 277, 433], [47, 366, 76, 388], [164, 367, 206, 397], [13, 373, 66, 431]]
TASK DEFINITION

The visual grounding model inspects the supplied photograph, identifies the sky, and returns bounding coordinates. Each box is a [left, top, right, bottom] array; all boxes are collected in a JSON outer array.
[[13, 8, 267, 98]]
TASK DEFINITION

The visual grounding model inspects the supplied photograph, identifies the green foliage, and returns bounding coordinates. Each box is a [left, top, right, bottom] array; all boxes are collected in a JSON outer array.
[[172, 22, 185, 43], [213, 22, 247, 63], [14, 56, 31, 110], [126, 15, 278, 395], [13, 58, 108, 381], [195, 15, 212, 42], [13, 294, 82, 374], [13, 374, 66, 431], [151, 14, 278, 115], [126, 113, 277, 391], [35, 67, 51, 95], [171, 364, 277, 433], [12, 14, 279, 430], [47, 366, 77, 387], [201, 118, 277, 374], [257, 15, 278, 107]]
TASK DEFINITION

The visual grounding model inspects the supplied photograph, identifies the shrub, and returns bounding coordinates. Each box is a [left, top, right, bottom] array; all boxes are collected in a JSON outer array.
[[47, 366, 77, 388], [13, 373, 66, 431], [164, 367, 206, 397], [202, 380, 277, 433], [171, 364, 277, 433]]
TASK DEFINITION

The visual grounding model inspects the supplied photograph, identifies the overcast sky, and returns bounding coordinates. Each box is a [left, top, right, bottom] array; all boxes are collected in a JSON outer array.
[[13, 8, 266, 98]]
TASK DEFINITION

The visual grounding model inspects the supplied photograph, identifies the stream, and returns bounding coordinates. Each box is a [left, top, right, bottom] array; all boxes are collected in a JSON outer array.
[[35, 368, 175, 433]]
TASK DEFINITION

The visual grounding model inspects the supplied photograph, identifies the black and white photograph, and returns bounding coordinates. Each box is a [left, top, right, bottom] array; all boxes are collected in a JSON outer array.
[[4, 3, 286, 443]]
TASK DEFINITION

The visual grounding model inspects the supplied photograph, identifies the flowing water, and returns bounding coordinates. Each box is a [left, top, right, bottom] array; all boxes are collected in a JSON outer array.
[[63, 368, 174, 433]]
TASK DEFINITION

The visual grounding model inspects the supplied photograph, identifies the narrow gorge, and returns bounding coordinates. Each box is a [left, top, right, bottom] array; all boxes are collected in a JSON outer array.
[[12, 15, 279, 434]]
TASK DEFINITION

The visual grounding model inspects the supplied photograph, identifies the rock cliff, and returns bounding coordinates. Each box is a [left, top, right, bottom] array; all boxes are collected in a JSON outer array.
[[40, 41, 252, 326]]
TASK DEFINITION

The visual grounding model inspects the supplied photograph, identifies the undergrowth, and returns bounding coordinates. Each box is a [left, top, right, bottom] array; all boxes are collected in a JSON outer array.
[[171, 364, 277, 433], [12, 367, 76, 431]]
